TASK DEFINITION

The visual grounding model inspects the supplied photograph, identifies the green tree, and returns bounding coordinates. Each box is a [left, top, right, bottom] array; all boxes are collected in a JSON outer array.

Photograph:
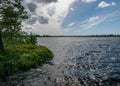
[[0, 0, 28, 51]]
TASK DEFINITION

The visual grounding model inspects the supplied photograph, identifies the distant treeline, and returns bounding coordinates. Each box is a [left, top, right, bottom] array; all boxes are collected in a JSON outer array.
[[35, 34, 120, 37]]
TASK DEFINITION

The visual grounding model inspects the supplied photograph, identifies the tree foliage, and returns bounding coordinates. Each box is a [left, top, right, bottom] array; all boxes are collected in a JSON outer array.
[[0, 0, 28, 50], [0, 0, 28, 37]]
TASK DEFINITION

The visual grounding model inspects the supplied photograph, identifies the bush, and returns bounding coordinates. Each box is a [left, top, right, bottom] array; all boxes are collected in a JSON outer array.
[[0, 44, 54, 77], [24, 34, 37, 45]]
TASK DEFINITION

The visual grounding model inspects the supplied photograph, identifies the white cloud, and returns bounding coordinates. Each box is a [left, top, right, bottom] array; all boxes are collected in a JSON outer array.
[[22, 20, 63, 35], [57, 10, 120, 33], [23, 0, 76, 35], [111, 2, 116, 6], [63, 28, 73, 32], [68, 22, 76, 27], [70, 8, 74, 11], [80, 16, 104, 30], [63, 16, 101, 31], [81, 0, 96, 3], [98, 1, 110, 8], [76, 11, 119, 30], [89, 16, 99, 23], [98, 1, 116, 8]]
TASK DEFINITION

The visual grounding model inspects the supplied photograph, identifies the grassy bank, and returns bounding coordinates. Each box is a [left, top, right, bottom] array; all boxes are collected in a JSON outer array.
[[0, 44, 53, 77]]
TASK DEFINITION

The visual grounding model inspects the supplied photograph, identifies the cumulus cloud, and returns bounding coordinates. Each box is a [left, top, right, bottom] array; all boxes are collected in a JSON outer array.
[[38, 16, 49, 24], [98, 1, 110, 8], [27, 16, 37, 25], [47, 6, 55, 16], [23, 0, 76, 35], [98, 1, 116, 8], [81, 0, 96, 3], [27, 3, 37, 12]]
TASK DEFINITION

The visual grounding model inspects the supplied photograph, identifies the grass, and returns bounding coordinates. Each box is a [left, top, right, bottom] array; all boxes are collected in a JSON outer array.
[[0, 44, 54, 77]]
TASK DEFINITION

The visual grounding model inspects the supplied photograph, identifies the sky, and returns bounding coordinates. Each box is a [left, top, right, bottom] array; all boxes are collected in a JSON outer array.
[[22, 0, 120, 35]]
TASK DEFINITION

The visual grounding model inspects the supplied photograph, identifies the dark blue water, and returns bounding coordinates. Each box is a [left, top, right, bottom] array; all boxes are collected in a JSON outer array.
[[0, 37, 120, 86]]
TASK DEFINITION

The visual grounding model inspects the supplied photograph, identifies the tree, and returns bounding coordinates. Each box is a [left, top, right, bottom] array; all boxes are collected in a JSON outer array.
[[0, 30, 4, 51], [0, 0, 28, 51]]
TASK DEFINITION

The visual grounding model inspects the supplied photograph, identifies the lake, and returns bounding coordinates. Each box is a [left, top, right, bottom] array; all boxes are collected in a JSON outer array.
[[0, 37, 120, 86]]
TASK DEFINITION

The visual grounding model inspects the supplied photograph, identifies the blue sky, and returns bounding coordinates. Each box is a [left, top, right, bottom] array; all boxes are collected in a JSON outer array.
[[23, 0, 120, 35]]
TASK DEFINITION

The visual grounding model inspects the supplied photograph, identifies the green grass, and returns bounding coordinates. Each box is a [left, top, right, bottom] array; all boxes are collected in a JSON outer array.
[[0, 44, 54, 77]]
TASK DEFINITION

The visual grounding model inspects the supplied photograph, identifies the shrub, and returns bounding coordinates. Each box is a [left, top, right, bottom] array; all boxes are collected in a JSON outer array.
[[0, 44, 54, 77], [24, 34, 37, 45]]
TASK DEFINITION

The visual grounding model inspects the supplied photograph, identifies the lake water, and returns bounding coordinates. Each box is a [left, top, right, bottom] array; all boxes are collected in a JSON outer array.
[[0, 37, 120, 86]]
